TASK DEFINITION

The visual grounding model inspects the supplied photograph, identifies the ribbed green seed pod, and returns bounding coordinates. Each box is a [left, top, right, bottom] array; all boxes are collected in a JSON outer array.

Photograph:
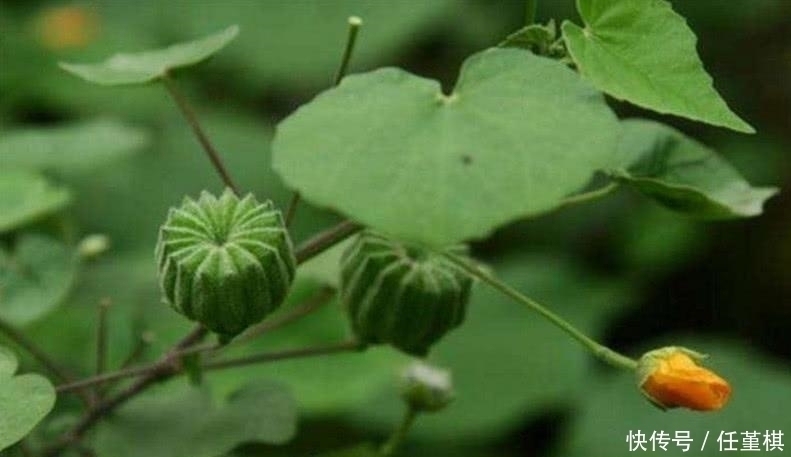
[[155, 189, 295, 341], [340, 232, 472, 356]]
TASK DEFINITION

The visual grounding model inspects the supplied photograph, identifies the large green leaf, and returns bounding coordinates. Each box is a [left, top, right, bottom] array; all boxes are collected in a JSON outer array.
[[0, 120, 149, 173], [611, 120, 777, 218], [0, 235, 78, 326], [94, 381, 296, 457], [0, 171, 71, 233], [561, 339, 791, 456], [352, 255, 633, 442], [59, 25, 238, 85], [274, 48, 620, 246], [0, 346, 56, 452], [561, 0, 754, 133]]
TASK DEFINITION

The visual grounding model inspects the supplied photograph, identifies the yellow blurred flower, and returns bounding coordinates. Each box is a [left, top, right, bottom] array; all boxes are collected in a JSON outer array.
[[35, 5, 98, 50], [637, 346, 731, 411]]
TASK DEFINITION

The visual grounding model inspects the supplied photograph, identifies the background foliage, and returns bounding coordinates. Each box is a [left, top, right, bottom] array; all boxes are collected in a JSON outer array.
[[1, 1, 790, 456]]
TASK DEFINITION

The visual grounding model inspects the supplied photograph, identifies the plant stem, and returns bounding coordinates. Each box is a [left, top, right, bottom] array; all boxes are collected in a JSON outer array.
[[285, 16, 363, 227], [203, 339, 362, 371], [95, 298, 111, 376], [295, 220, 362, 264], [120, 331, 155, 369], [525, 0, 538, 25], [443, 253, 637, 371], [43, 325, 208, 457], [0, 317, 95, 406], [380, 407, 418, 456], [161, 74, 239, 194], [237, 287, 335, 343], [333, 16, 363, 86]]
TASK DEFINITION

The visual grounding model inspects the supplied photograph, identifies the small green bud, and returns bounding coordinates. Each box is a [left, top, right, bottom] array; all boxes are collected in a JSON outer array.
[[340, 232, 472, 356], [77, 233, 110, 259], [400, 361, 454, 413], [155, 189, 295, 340]]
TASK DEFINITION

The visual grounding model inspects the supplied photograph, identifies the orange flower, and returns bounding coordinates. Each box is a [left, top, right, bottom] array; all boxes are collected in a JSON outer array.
[[636, 347, 731, 411], [35, 5, 98, 51]]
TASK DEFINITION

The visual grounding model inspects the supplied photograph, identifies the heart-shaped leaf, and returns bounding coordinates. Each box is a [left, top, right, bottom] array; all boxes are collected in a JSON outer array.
[[273, 48, 620, 246], [611, 119, 777, 218], [0, 235, 78, 325], [59, 25, 238, 86], [0, 120, 149, 173], [0, 171, 71, 233], [562, 0, 754, 133], [94, 381, 296, 457], [0, 346, 56, 452]]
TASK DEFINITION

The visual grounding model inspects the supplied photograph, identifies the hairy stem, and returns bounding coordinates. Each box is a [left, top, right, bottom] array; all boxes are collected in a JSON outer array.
[[285, 16, 363, 227], [161, 75, 239, 194], [444, 253, 637, 371]]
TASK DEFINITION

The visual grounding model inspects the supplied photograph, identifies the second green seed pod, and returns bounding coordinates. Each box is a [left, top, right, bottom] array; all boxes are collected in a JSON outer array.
[[340, 232, 472, 356]]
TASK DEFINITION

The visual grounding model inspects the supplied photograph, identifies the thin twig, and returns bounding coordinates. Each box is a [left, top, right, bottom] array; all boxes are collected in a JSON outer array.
[[295, 220, 362, 265], [95, 298, 111, 376], [58, 289, 335, 394], [0, 317, 95, 406], [284, 16, 363, 227], [238, 286, 335, 343], [119, 331, 155, 369], [43, 325, 208, 457], [46, 338, 360, 457], [203, 339, 362, 371], [161, 75, 239, 194]]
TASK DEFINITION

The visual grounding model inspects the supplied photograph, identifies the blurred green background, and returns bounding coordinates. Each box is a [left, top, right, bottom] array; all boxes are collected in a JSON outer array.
[[1, 1, 790, 456]]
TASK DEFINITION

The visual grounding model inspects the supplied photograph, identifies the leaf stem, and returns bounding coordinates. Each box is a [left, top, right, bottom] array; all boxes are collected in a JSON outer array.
[[443, 253, 637, 371], [285, 16, 363, 227], [295, 220, 362, 265], [161, 74, 239, 194], [380, 406, 418, 456]]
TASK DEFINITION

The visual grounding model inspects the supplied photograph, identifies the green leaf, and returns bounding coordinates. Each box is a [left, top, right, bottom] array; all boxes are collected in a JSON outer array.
[[611, 119, 777, 218], [0, 171, 71, 233], [0, 120, 149, 173], [0, 235, 78, 325], [561, 0, 754, 133], [59, 25, 239, 86], [353, 255, 634, 441], [274, 48, 620, 246], [94, 381, 296, 457], [562, 339, 791, 456], [0, 346, 56, 452]]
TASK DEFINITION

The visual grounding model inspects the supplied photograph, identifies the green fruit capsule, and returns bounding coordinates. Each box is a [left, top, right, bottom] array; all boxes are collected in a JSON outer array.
[[155, 189, 295, 341], [340, 232, 472, 356]]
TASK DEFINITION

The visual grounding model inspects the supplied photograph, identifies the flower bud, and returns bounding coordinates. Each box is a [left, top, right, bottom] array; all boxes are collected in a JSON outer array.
[[77, 234, 110, 259], [400, 362, 454, 413], [340, 232, 472, 356], [155, 189, 295, 340], [636, 346, 731, 411]]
